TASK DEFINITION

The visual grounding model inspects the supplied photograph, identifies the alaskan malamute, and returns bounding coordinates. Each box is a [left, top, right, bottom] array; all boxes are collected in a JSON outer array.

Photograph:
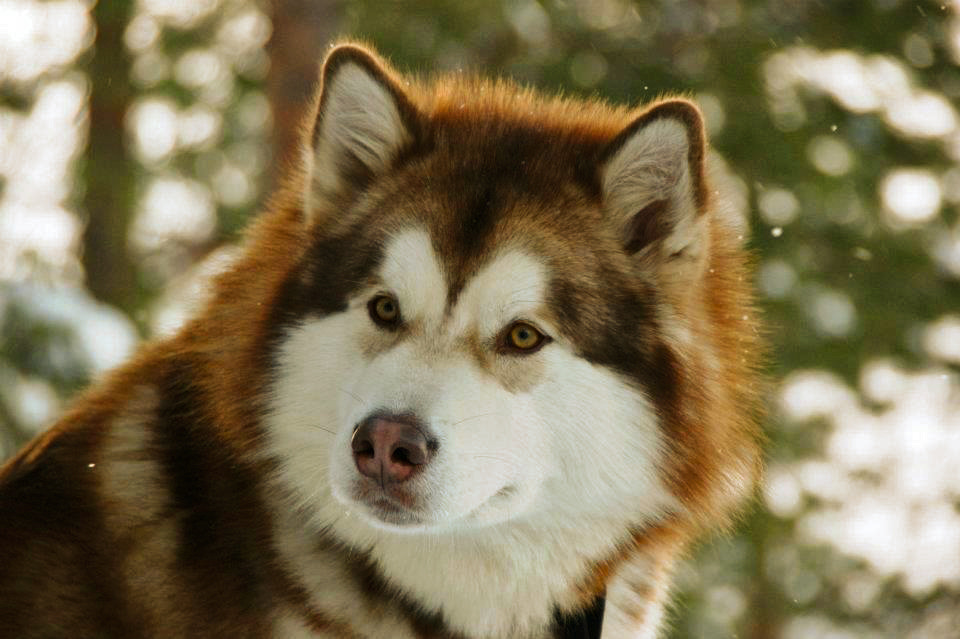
[[0, 42, 763, 638]]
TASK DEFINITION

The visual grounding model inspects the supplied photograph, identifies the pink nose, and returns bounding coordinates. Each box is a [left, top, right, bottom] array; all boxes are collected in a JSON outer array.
[[350, 415, 434, 485]]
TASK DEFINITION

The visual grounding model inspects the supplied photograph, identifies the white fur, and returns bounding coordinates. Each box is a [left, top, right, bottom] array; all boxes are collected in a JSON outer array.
[[603, 117, 701, 257], [449, 249, 555, 339], [378, 230, 447, 325], [306, 61, 410, 215], [270, 503, 421, 639], [602, 555, 670, 638], [264, 227, 681, 637]]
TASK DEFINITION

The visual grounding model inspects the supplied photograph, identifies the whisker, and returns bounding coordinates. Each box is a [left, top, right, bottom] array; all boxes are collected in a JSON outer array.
[[339, 387, 364, 404], [302, 415, 341, 436], [472, 454, 511, 462], [450, 412, 503, 427], [311, 424, 337, 436]]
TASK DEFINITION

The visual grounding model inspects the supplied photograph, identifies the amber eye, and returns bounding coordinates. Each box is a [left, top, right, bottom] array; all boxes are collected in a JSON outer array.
[[368, 295, 401, 328], [505, 322, 547, 352]]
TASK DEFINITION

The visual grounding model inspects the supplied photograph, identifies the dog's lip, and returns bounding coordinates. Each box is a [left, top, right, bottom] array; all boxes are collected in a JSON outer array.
[[368, 497, 404, 514], [362, 496, 426, 526], [352, 481, 422, 515], [356, 479, 418, 504]]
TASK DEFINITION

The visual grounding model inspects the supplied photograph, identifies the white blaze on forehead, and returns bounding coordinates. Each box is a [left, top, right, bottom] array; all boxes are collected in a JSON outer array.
[[453, 251, 549, 337], [379, 229, 446, 322]]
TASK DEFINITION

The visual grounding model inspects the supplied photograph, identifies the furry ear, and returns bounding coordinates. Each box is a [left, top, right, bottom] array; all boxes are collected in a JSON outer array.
[[600, 100, 708, 259], [304, 44, 419, 219]]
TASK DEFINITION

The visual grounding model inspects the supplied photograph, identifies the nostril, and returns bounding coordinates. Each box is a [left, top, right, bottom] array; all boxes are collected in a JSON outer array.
[[391, 446, 413, 466], [353, 439, 374, 459], [392, 437, 428, 466], [351, 427, 376, 461]]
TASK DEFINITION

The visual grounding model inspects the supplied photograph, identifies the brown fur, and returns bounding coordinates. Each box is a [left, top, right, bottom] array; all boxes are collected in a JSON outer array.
[[0, 42, 762, 638]]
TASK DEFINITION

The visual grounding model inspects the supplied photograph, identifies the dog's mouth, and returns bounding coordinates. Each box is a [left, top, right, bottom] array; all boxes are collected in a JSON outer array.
[[350, 480, 425, 526], [365, 497, 425, 526], [344, 477, 527, 530]]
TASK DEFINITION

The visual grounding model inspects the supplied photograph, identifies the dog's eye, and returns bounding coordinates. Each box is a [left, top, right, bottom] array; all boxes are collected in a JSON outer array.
[[368, 295, 401, 328], [504, 322, 548, 353]]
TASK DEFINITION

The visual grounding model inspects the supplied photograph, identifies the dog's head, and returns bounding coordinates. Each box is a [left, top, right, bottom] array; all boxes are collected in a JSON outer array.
[[264, 44, 755, 536]]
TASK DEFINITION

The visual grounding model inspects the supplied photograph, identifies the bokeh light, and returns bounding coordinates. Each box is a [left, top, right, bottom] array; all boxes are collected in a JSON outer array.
[[880, 168, 942, 226]]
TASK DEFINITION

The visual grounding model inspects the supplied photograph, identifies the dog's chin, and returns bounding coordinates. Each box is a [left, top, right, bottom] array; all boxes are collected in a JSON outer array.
[[330, 478, 434, 532], [332, 477, 526, 534], [354, 498, 428, 530]]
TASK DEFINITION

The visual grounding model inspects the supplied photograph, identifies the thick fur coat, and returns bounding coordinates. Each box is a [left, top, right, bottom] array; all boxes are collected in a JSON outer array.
[[0, 43, 763, 638]]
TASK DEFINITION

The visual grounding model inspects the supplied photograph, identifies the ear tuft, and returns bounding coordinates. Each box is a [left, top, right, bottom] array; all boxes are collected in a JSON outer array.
[[601, 100, 708, 258], [305, 45, 417, 219]]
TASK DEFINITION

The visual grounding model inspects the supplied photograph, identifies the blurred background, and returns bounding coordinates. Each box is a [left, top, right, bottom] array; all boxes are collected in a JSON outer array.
[[1, 0, 959, 636]]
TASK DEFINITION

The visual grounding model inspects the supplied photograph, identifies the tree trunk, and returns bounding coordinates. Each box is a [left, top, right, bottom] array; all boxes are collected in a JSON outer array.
[[266, 0, 342, 184], [81, 0, 138, 315]]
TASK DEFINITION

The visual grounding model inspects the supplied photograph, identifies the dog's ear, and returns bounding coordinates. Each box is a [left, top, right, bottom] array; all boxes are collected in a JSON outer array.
[[600, 100, 709, 260], [304, 44, 420, 220]]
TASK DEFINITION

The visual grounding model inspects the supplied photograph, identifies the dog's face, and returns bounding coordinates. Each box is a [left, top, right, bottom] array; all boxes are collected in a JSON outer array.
[[270, 224, 670, 533], [265, 46, 709, 535]]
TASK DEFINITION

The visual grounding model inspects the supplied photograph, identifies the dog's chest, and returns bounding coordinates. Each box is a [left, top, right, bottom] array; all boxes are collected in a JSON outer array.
[[271, 516, 609, 639]]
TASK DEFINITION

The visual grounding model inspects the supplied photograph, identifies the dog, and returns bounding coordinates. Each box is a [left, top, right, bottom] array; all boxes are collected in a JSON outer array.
[[0, 42, 763, 638]]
